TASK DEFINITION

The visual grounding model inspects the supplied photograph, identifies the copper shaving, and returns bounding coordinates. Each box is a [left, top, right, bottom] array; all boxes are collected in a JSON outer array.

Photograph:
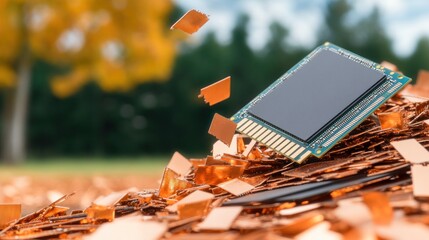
[[0, 204, 21, 229], [378, 111, 406, 130], [197, 206, 243, 231], [208, 113, 237, 146], [362, 192, 393, 225], [198, 76, 231, 106], [170, 9, 209, 34]]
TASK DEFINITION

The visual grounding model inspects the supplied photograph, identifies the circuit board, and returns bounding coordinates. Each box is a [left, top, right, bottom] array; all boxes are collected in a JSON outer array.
[[231, 42, 411, 163]]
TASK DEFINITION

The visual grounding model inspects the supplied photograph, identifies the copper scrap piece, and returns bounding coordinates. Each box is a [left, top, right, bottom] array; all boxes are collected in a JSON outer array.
[[409, 165, 429, 198], [0, 204, 21, 229], [85, 216, 166, 240], [220, 156, 249, 167], [380, 61, 398, 72], [212, 139, 237, 159], [205, 156, 230, 166], [391, 139, 429, 164], [376, 219, 429, 240], [217, 179, 255, 196], [378, 112, 406, 130], [320, 169, 359, 180], [295, 222, 342, 240], [237, 136, 246, 154], [248, 148, 263, 160], [168, 232, 239, 240], [159, 168, 194, 198], [177, 199, 212, 219], [171, 9, 209, 34], [198, 76, 231, 106], [43, 206, 69, 218], [194, 165, 244, 185], [415, 101, 429, 115], [167, 151, 192, 176], [362, 192, 393, 225], [189, 158, 207, 168], [1, 229, 71, 240], [15, 192, 75, 225], [278, 203, 322, 217], [166, 190, 214, 212], [197, 206, 243, 231], [208, 113, 237, 146], [17, 217, 85, 232], [333, 199, 372, 227], [240, 176, 269, 187], [282, 158, 355, 178], [273, 213, 324, 236], [84, 204, 115, 222], [243, 139, 257, 157]]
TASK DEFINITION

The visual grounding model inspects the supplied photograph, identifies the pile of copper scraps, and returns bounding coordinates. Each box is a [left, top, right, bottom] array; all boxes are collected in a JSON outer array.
[[1, 93, 429, 239]]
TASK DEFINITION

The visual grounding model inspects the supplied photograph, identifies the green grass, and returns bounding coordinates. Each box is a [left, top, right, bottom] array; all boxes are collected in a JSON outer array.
[[0, 156, 168, 176]]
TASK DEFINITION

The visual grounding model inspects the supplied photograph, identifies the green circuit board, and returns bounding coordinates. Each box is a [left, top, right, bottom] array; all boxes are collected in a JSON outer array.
[[231, 42, 411, 163]]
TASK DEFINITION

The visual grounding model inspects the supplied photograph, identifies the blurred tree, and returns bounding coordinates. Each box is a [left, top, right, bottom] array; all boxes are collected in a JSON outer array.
[[407, 37, 429, 79], [320, 0, 397, 64], [354, 8, 397, 64], [0, 0, 176, 163], [319, 0, 358, 50]]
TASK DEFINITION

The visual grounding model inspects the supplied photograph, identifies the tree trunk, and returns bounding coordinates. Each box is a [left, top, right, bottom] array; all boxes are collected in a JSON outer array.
[[1, 57, 31, 164]]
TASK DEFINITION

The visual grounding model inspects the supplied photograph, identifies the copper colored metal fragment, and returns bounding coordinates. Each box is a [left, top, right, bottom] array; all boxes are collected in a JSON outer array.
[[409, 165, 429, 198], [189, 158, 207, 168], [170, 9, 209, 34], [282, 158, 354, 178], [237, 136, 246, 153], [391, 139, 429, 164], [166, 190, 214, 212], [278, 203, 322, 217], [0, 204, 21, 229], [273, 213, 324, 236], [295, 222, 342, 240], [362, 192, 393, 225], [194, 165, 244, 185], [85, 216, 166, 240], [198, 76, 231, 106], [198, 206, 243, 231], [212, 134, 238, 158], [167, 151, 192, 176], [84, 204, 115, 221], [177, 199, 212, 219], [208, 113, 237, 146], [43, 206, 69, 218], [378, 112, 406, 130], [159, 168, 194, 198], [243, 139, 257, 157], [217, 178, 255, 196]]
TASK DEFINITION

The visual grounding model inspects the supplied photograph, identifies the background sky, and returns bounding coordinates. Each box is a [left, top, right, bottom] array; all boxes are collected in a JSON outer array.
[[174, 0, 429, 57]]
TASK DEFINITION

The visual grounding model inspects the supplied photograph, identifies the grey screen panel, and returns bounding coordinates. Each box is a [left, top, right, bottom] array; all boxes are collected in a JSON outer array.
[[248, 49, 386, 142]]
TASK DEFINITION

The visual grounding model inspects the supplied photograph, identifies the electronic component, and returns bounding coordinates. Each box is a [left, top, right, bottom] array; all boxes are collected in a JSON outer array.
[[231, 43, 411, 163]]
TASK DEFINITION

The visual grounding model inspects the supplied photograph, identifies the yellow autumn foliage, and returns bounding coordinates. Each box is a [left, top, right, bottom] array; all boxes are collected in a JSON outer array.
[[0, 0, 177, 97], [0, 65, 16, 88]]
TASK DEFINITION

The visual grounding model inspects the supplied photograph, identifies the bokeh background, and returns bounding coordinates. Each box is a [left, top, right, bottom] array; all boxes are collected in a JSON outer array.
[[1, 0, 429, 210]]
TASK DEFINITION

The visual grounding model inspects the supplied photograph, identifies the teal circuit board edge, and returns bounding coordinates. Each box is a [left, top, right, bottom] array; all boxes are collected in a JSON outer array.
[[231, 42, 411, 163]]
